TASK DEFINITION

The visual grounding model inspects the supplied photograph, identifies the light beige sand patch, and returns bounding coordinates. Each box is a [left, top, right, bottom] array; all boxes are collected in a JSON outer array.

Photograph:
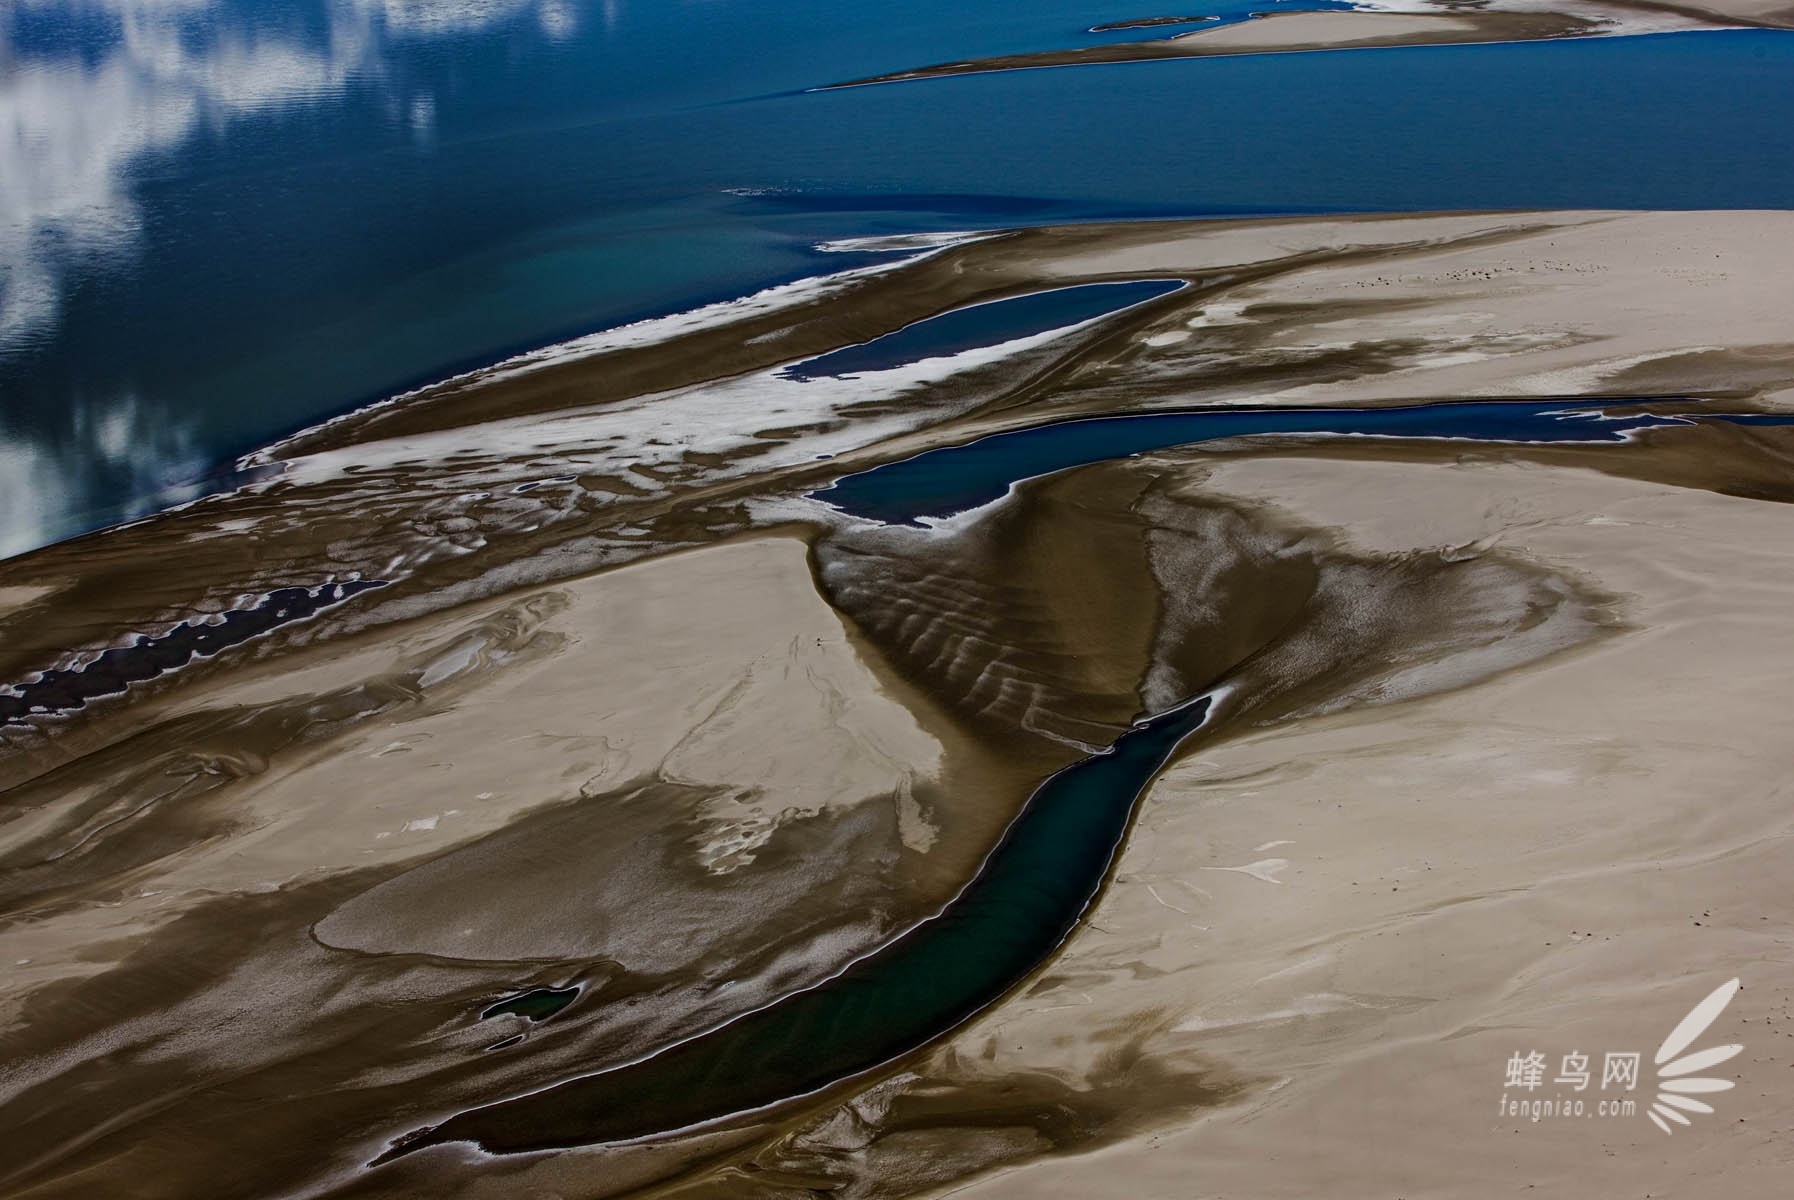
[[0, 584, 55, 620], [0, 534, 944, 989], [941, 457, 1794, 1198], [1173, 11, 1481, 50]]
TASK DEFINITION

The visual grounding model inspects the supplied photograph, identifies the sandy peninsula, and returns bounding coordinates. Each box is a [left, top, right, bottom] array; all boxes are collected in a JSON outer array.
[[1170, 10, 1486, 50], [818, 0, 1785, 90], [823, 8, 1594, 88]]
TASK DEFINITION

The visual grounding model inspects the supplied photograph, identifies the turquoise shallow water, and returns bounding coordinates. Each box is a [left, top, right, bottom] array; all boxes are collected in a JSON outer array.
[[4, 1, 1794, 553]]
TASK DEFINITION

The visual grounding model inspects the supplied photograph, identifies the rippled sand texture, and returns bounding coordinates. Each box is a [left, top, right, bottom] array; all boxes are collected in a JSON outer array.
[[933, 453, 1794, 1200], [3, 211, 1794, 1198]]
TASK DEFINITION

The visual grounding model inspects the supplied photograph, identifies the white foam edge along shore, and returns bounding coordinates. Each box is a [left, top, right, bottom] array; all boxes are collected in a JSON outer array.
[[238, 230, 998, 472]]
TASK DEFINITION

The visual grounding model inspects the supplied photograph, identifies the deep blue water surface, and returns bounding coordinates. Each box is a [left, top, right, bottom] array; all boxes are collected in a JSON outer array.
[[815, 401, 1794, 525], [4, 1, 1794, 553]]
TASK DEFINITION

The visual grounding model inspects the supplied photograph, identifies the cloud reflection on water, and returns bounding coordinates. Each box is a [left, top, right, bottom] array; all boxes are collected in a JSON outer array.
[[1, 0, 571, 354], [0, 0, 572, 556], [0, 390, 207, 557]]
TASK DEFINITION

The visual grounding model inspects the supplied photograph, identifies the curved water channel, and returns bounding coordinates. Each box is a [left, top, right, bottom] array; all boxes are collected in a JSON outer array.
[[383, 395, 1794, 1157], [385, 694, 1216, 1157]]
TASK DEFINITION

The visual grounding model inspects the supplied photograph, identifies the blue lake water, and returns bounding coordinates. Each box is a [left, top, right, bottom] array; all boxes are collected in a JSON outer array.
[[813, 400, 1775, 524], [4, 1, 1794, 553]]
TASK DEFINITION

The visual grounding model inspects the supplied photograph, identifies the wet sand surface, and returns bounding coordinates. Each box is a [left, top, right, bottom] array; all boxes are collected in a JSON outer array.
[[3, 209, 1794, 1196]]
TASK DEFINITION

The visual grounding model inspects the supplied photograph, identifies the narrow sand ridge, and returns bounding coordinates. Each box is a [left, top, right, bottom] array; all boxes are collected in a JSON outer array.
[[1171, 11, 1486, 49], [822, 10, 1593, 88], [819, 0, 1772, 89]]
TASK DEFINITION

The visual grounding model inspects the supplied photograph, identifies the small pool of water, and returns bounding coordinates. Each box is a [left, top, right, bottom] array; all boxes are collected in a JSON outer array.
[[780, 280, 1184, 379], [480, 985, 581, 1023]]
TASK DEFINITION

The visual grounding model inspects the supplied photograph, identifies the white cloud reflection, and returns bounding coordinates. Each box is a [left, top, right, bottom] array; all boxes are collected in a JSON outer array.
[[0, 0, 580, 557], [0, 391, 209, 557], [368, 0, 575, 37], [0, 0, 572, 355]]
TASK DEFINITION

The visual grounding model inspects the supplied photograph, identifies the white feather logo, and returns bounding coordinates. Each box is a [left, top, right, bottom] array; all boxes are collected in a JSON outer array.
[[1647, 978, 1743, 1134]]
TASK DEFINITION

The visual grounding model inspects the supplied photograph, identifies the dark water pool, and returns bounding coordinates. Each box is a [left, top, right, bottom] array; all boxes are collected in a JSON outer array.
[[480, 985, 581, 1024], [0, 580, 387, 726], [781, 280, 1184, 380]]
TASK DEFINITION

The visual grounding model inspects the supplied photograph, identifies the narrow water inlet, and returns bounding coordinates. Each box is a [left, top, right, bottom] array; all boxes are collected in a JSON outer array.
[[377, 693, 1216, 1159], [811, 398, 1794, 526]]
